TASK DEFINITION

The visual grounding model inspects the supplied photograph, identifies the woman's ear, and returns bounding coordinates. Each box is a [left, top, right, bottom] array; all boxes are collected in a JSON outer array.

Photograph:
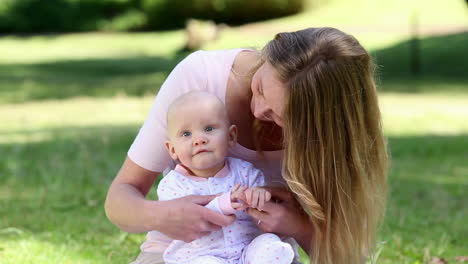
[[228, 125, 238, 147], [165, 141, 178, 160]]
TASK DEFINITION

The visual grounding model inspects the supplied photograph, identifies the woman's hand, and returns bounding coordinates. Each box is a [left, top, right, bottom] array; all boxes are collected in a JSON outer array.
[[246, 187, 313, 251], [160, 194, 236, 243], [106, 158, 235, 241]]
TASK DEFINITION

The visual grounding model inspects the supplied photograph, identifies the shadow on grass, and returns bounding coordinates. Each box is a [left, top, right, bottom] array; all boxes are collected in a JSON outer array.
[[0, 52, 190, 103], [0, 32, 467, 104], [371, 31, 468, 93], [1, 124, 467, 258]]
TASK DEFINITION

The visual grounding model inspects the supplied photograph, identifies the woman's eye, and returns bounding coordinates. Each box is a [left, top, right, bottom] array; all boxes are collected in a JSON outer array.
[[205, 126, 214, 132], [182, 131, 191, 137]]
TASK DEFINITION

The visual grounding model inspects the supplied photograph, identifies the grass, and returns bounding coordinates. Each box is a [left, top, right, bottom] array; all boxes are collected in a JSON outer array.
[[381, 133, 468, 263], [0, 31, 466, 104], [1, 94, 467, 263], [1, 0, 467, 263]]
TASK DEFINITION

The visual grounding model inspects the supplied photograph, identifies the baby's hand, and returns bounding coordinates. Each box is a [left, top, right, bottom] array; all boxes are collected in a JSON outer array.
[[244, 187, 272, 211], [230, 183, 248, 210]]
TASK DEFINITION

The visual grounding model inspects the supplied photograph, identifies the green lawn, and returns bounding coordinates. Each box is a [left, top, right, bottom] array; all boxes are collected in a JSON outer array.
[[1, 0, 467, 263], [1, 94, 467, 263]]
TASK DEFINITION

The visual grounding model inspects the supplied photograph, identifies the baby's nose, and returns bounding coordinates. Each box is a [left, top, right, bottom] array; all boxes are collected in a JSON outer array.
[[193, 136, 208, 146]]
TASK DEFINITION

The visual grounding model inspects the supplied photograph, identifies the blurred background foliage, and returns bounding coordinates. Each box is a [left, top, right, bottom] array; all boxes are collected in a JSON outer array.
[[0, 0, 304, 32]]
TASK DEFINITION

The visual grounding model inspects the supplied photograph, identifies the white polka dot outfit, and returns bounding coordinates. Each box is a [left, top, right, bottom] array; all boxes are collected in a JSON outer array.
[[157, 157, 296, 264]]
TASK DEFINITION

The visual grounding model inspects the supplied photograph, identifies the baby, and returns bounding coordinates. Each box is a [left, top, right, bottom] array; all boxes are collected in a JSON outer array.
[[157, 91, 295, 264]]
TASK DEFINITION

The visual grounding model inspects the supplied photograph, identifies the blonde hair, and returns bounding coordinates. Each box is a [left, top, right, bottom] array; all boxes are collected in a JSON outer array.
[[262, 27, 389, 264]]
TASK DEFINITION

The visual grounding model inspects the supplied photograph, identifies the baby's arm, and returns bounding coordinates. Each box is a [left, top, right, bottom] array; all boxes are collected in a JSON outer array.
[[203, 183, 252, 215], [241, 161, 272, 211], [205, 191, 237, 216], [159, 173, 235, 217], [230, 184, 272, 212], [230, 183, 248, 210]]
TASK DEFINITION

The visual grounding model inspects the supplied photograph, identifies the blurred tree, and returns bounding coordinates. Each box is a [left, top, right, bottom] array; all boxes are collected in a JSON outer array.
[[0, 0, 139, 32], [143, 0, 305, 29], [182, 18, 224, 51], [0, 0, 305, 33]]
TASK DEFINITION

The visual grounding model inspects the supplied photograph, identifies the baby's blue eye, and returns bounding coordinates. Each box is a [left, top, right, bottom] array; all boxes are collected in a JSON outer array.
[[205, 126, 214, 132], [182, 131, 191, 137]]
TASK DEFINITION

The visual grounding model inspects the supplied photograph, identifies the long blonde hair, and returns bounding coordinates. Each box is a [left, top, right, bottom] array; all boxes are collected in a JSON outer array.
[[262, 27, 389, 264]]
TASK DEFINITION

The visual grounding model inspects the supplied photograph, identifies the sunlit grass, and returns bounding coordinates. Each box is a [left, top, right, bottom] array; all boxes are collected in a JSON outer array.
[[381, 93, 468, 136], [1, 93, 467, 263], [1, 224, 144, 264], [299, 0, 468, 28], [0, 96, 149, 143], [0, 31, 186, 64], [0, 93, 467, 140]]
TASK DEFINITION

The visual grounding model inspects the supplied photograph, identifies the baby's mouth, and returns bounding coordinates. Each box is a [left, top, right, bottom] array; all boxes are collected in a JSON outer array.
[[194, 149, 209, 155]]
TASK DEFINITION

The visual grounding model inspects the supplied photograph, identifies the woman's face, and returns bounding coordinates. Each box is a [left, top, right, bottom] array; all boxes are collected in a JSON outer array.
[[250, 62, 286, 127]]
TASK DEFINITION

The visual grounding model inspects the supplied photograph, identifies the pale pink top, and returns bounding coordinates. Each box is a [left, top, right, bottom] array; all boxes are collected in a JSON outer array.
[[128, 49, 285, 185]]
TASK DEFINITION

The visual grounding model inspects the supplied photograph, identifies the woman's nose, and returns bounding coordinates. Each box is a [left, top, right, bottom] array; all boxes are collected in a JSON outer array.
[[254, 103, 270, 120]]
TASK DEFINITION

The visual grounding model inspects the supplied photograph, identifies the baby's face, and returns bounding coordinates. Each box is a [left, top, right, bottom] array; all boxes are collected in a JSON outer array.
[[166, 100, 236, 172]]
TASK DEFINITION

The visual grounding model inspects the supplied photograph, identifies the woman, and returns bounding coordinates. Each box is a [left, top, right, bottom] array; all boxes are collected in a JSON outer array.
[[105, 27, 388, 264]]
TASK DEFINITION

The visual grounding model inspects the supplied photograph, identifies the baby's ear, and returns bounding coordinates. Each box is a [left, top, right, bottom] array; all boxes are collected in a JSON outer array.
[[165, 141, 178, 160], [228, 125, 238, 147]]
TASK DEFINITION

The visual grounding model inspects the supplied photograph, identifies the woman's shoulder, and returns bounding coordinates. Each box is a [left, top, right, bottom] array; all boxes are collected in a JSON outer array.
[[170, 49, 243, 84], [178, 49, 247, 99], [192, 48, 246, 57], [184, 48, 245, 67]]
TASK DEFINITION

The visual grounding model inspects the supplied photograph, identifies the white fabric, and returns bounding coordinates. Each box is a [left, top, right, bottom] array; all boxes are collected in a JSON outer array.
[[154, 158, 294, 264], [187, 234, 295, 264], [154, 158, 264, 263]]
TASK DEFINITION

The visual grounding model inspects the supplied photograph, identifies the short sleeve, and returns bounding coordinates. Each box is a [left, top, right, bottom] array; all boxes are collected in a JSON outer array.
[[128, 51, 207, 172]]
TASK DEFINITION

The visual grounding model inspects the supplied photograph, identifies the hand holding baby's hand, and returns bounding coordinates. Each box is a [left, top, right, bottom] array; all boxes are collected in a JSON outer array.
[[244, 187, 271, 211], [230, 183, 248, 210], [230, 184, 272, 211]]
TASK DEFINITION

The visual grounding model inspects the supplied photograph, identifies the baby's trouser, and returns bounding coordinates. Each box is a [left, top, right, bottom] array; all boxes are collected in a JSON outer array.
[[178, 233, 295, 264], [241, 233, 295, 264], [190, 256, 229, 264]]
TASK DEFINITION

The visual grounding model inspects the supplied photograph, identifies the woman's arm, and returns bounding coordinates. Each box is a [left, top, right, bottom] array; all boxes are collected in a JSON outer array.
[[105, 157, 161, 232], [246, 187, 314, 253], [105, 157, 235, 241]]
